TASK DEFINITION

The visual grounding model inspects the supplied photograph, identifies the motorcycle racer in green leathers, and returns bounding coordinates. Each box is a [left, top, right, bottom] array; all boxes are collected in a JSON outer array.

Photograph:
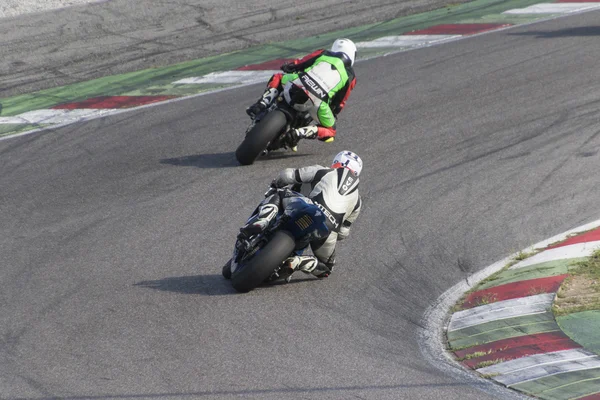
[[246, 38, 357, 151]]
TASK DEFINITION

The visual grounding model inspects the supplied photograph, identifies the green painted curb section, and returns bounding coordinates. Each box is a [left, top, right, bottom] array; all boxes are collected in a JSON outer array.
[[448, 313, 558, 349], [0, 124, 43, 137], [523, 378, 600, 400], [0, 0, 554, 119], [558, 311, 600, 356], [511, 367, 600, 399], [477, 258, 585, 290]]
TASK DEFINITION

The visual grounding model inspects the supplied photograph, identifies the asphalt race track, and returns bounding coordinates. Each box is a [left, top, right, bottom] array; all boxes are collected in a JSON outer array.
[[2, 8, 600, 400]]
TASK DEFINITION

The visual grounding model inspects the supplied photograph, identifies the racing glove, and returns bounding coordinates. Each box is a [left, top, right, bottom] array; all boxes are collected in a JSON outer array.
[[338, 226, 350, 240], [280, 62, 297, 73]]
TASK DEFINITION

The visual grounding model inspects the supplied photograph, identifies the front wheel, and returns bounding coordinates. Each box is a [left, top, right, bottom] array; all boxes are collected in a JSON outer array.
[[235, 109, 287, 165], [231, 230, 295, 292]]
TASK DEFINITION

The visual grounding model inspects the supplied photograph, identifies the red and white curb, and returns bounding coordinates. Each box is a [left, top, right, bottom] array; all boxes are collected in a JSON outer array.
[[444, 227, 600, 398], [448, 293, 555, 331], [510, 240, 600, 269], [478, 349, 600, 387], [419, 219, 600, 400], [0, 96, 177, 137]]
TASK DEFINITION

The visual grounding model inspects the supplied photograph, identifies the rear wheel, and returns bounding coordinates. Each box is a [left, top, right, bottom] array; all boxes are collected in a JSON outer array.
[[231, 230, 295, 293], [235, 109, 287, 165], [222, 259, 232, 279]]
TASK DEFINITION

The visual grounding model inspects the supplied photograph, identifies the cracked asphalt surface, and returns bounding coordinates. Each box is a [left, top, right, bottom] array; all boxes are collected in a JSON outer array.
[[2, 2, 600, 400], [0, 0, 470, 98]]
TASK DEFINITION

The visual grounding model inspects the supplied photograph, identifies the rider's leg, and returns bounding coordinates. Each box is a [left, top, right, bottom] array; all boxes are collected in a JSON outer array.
[[239, 192, 280, 237], [309, 232, 337, 278], [246, 74, 282, 119], [286, 232, 337, 278], [288, 103, 336, 151]]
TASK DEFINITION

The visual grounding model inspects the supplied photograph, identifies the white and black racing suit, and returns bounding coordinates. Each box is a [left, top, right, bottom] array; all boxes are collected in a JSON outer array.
[[269, 164, 362, 277]]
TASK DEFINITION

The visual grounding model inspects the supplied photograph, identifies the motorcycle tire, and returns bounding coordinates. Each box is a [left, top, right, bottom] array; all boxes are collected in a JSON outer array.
[[231, 230, 295, 293], [222, 259, 232, 280], [235, 109, 287, 165]]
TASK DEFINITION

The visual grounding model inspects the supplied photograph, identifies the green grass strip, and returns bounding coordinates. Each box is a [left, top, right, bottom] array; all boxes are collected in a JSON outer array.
[[558, 311, 600, 356]]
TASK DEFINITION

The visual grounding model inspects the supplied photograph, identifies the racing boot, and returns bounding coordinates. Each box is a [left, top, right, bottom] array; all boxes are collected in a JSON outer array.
[[239, 203, 278, 238], [285, 255, 333, 278], [285, 255, 319, 274], [288, 126, 319, 152], [246, 88, 280, 119]]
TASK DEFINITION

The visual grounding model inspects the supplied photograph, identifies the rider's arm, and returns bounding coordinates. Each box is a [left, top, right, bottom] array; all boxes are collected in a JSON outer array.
[[330, 68, 356, 116], [338, 196, 361, 240], [285, 49, 326, 72], [272, 165, 327, 187]]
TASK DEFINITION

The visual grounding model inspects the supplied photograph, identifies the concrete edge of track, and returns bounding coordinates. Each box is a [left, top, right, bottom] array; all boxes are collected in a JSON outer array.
[[419, 218, 600, 399]]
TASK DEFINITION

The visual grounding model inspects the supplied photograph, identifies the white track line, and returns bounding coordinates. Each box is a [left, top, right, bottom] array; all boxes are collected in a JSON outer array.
[[504, 3, 600, 14], [510, 240, 600, 270], [0, 109, 116, 125], [476, 349, 600, 386], [356, 34, 460, 48], [173, 70, 279, 85], [448, 293, 554, 331]]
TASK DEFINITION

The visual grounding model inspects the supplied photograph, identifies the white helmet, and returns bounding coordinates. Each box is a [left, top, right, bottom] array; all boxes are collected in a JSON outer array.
[[331, 38, 357, 66], [332, 150, 363, 176]]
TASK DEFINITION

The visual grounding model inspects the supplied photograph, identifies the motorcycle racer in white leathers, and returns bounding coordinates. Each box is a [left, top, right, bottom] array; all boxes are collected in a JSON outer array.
[[239, 151, 362, 278]]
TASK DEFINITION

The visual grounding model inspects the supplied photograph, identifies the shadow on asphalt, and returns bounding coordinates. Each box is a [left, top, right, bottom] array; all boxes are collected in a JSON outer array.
[[134, 274, 236, 296], [509, 26, 600, 38], [160, 152, 239, 168], [160, 151, 311, 169], [19, 381, 474, 400], [134, 274, 315, 295]]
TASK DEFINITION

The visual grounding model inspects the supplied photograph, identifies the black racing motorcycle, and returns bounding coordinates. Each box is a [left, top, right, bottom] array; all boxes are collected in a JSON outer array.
[[235, 87, 313, 165], [222, 188, 330, 292]]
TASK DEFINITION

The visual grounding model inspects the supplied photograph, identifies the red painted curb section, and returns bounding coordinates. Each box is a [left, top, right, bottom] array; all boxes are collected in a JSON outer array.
[[454, 332, 572, 358], [236, 58, 294, 71], [454, 332, 582, 369], [462, 337, 581, 369], [579, 393, 600, 400], [406, 23, 512, 35], [52, 96, 177, 110], [462, 274, 569, 309], [546, 227, 600, 250]]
